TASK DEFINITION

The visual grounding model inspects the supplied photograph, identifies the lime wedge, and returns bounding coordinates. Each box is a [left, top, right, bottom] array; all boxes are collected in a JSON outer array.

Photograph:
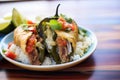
[[12, 8, 27, 27], [0, 19, 14, 34]]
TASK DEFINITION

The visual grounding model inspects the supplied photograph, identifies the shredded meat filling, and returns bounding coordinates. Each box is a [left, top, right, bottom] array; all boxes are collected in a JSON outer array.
[[56, 37, 70, 63], [28, 49, 40, 65], [26, 34, 40, 65]]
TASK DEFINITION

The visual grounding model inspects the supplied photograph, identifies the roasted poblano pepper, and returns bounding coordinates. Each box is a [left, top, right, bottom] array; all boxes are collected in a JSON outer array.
[[37, 4, 78, 64], [37, 4, 61, 64]]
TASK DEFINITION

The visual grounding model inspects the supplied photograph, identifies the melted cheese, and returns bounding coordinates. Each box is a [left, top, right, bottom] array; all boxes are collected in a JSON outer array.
[[14, 26, 32, 54], [45, 27, 56, 50], [55, 22, 78, 51]]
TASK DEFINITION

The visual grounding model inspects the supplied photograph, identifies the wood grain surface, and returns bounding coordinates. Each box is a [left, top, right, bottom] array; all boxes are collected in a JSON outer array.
[[0, 0, 120, 80]]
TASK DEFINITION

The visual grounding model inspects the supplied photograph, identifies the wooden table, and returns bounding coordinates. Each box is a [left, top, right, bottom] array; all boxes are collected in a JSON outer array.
[[0, 0, 120, 80]]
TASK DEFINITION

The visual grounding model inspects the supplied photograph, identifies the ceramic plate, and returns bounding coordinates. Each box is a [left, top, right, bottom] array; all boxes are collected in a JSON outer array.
[[0, 27, 97, 71]]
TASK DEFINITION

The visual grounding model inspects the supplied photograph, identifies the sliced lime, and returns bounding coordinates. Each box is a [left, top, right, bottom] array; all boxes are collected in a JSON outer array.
[[12, 8, 27, 27], [0, 19, 14, 34]]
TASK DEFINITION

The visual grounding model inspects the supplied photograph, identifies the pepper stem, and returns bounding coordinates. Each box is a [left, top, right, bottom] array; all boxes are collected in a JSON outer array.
[[55, 4, 60, 17]]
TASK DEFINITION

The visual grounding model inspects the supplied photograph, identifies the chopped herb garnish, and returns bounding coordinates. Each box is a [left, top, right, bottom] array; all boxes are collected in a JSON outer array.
[[79, 29, 87, 37], [21, 24, 29, 31], [48, 20, 62, 30], [2, 49, 6, 53], [60, 14, 73, 23]]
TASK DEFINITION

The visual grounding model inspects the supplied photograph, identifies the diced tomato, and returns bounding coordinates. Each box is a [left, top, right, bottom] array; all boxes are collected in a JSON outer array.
[[58, 17, 65, 29], [64, 23, 71, 29], [58, 17, 75, 31], [70, 24, 75, 31], [8, 42, 14, 49], [58, 17, 66, 23], [62, 40, 67, 46], [56, 37, 67, 47], [27, 20, 35, 24], [26, 35, 36, 53], [26, 46, 32, 53], [5, 51, 16, 59]]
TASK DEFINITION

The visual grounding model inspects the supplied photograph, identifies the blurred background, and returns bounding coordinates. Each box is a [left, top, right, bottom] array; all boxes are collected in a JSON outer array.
[[0, 0, 119, 26]]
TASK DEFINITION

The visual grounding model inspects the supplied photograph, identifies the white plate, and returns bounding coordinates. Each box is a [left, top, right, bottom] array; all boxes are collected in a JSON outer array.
[[0, 27, 97, 71]]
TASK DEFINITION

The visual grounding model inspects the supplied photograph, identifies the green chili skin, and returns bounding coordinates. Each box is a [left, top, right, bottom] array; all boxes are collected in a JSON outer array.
[[50, 46, 61, 64], [39, 46, 45, 63]]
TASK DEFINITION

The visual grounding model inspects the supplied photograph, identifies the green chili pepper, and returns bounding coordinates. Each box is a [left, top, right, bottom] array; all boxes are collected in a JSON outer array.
[[50, 46, 61, 64], [36, 42, 45, 63], [37, 4, 61, 64]]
